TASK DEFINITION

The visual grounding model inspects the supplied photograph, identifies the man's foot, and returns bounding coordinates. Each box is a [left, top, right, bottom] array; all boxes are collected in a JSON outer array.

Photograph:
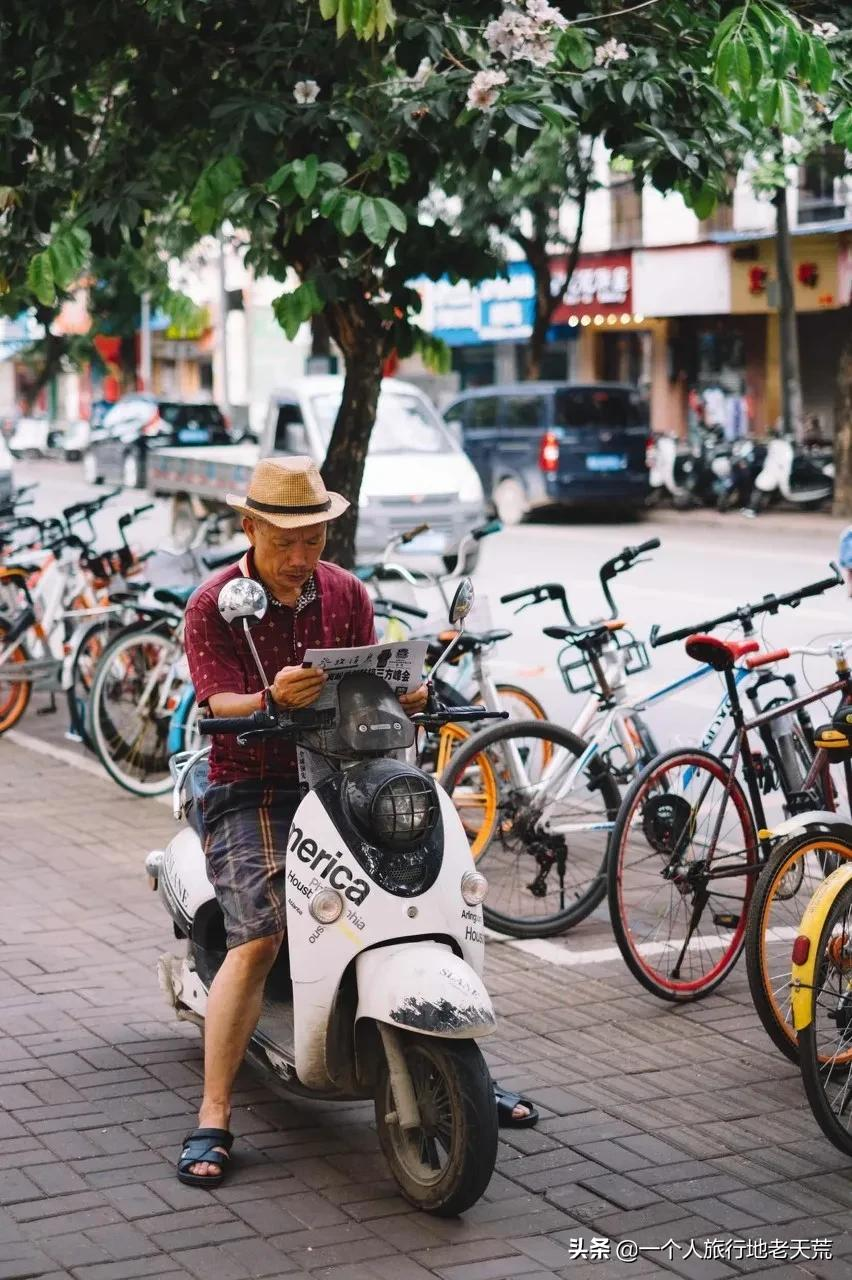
[[177, 1126, 234, 1188], [182, 1105, 232, 1181], [493, 1085, 539, 1128]]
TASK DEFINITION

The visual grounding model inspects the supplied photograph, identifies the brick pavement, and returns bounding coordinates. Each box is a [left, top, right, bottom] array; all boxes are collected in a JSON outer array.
[[1, 740, 851, 1280]]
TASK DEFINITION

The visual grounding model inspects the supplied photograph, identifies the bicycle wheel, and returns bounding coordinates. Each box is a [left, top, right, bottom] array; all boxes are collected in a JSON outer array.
[[88, 627, 182, 795], [608, 747, 757, 1000], [746, 832, 852, 1064], [798, 877, 852, 1156], [441, 719, 621, 938], [64, 616, 121, 749], [433, 722, 500, 858], [0, 617, 31, 734]]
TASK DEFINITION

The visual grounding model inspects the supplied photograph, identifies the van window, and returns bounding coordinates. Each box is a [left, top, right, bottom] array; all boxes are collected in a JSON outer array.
[[467, 397, 500, 429], [443, 400, 469, 431], [554, 387, 648, 429], [310, 393, 452, 454], [274, 404, 309, 453], [503, 395, 545, 430]]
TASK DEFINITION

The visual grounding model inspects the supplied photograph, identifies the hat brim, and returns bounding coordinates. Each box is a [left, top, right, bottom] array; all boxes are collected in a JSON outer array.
[[225, 490, 349, 529]]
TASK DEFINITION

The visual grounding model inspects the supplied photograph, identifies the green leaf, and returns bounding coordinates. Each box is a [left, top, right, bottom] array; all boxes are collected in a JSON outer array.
[[360, 196, 390, 245], [777, 79, 804, 134], [714, 39, 736, 91], [320, 189, 346, 218], [206, 156, 242, 200], [375, 0, 395, 40], [833, 107, 852, 149], [319, 0, 338, 17], [377, 197, 406, 234], [336, 0, 352, 38], [47, 238, 75, 288], [505, 103, 542, 129], [27, 251, 55, 306], [734, 36, 752, 92], [642, 81, 662, 111], [810, 39, 834, 94], [386, 151, 409, 188], [267, 163, 292, 193], [690, 184, 718, 221], [340, 194, 363, 236], [557, 28, 594, 71], [622, 81, 640, 106], [292, 155, 319, 201], [757, 80, 780, 125], [797, 34, 814, 81], [318, 161, 348, 184]]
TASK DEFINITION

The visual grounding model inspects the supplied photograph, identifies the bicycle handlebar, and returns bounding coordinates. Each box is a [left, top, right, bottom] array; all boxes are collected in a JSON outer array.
[[599, 538, 661, 617], [650, 564, 842, 648], [372, 598, 429, 620]]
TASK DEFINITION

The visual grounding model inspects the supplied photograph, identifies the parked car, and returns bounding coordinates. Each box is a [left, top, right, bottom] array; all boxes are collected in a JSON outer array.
[[0, 433, 14, 504], [146, 376, 488, 569], [83, 395, 230, 489], [443, 381, 651, 523]]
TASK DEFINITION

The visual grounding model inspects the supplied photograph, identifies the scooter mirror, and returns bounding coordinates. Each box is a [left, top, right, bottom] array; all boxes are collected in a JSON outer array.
[[218, 577, 268, 627], [449, 577, 474, 626]]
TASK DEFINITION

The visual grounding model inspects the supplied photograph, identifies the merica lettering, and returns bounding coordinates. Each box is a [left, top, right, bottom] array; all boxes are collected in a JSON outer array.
[[288, 826, 370, 905]]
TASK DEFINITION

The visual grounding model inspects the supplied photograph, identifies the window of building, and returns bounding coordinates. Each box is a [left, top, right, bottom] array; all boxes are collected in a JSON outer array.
[[274, 403, 309, 452], [798, 147, 852, 224], [610, 176, 643, 248]]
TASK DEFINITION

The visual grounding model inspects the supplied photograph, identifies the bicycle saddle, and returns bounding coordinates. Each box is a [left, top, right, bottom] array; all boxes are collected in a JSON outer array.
[[153, 585, 196, 609], [684, 634, 759, 671], [435, 628, 511, 653], [203, 546, 245, 571], [543, 620, 625, 644]]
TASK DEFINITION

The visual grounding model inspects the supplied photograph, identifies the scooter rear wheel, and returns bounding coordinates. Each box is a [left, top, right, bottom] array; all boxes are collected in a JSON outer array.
[[375, 1034, 497, 1216]]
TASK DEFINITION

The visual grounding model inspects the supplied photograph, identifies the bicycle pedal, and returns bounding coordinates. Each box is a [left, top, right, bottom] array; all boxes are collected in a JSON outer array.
[[713, 912, 740, 929]]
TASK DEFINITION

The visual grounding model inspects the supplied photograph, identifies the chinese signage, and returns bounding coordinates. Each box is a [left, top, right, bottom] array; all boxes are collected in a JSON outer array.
[[419, 261, 537, 346], [551, 252, 632, 321]]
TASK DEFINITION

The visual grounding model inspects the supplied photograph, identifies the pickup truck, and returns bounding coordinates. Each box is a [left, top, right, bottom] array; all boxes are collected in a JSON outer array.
[[147, 376, 487, 568]]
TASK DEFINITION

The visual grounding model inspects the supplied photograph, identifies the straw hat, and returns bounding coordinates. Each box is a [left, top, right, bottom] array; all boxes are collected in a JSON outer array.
[[226, 456, 349, 529]]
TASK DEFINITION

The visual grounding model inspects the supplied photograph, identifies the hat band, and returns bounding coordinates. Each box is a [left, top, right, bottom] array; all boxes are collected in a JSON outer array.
[[245, 496, 332, 515]]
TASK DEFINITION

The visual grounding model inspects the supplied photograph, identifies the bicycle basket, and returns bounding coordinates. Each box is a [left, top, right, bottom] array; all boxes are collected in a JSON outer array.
[[557, 628, 650, 696], [83, 544, 135, 586], [612, 628, 651, 677]]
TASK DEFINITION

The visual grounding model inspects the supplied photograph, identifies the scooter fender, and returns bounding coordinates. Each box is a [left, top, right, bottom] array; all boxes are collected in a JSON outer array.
[[790, 863, 852, 1032], [355, 941, 496, 1038], [763, 812, 852, 845], [159, 828, 215, 930]]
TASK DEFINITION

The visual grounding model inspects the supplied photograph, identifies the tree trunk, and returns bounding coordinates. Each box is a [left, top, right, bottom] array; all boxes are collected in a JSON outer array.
[[21, 307, 65, 412], [320, 300, 387, 567], [523, 235, 556, 382], [774, 186, 804, 441], [832, 314, 852, 517]]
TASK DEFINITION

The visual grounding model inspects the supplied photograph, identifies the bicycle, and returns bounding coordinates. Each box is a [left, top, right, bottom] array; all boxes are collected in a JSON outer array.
[[443, 564, 841, 940], [606, 568, 845, 1001], [745, 638, 852, 1063], [790, 860, 852, 1156]]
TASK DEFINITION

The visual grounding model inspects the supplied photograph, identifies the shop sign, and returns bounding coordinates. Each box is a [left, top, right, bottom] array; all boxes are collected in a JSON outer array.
[[551, 252, 632, 321], [420, 261, 536, 346]]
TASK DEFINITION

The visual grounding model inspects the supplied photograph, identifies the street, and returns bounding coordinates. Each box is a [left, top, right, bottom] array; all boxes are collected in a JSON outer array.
[[1, 458, 852, 1278]]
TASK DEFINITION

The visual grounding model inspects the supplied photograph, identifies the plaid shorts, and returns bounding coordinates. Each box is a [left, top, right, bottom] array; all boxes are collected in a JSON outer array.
[[203, 781, 300, 949]]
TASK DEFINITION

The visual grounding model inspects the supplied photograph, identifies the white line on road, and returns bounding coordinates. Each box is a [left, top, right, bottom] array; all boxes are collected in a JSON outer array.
[[485, 923, 800, 968]]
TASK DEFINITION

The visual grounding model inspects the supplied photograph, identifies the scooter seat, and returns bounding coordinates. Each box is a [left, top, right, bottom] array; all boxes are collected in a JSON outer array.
[[184, 757, 209, 837]]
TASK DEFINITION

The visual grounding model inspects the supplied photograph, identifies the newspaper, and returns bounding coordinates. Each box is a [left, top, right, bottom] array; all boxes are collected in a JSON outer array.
[[296, 639, 429, 791]]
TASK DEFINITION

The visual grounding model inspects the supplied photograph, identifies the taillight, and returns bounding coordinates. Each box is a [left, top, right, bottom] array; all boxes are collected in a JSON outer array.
[[791, 935, 810, 966], [539, 431, 559, 473], [645, 436, 655, 469]]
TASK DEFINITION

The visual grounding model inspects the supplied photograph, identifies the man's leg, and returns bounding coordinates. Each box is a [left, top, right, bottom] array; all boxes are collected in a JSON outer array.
[[187, 931, 284, 1178]]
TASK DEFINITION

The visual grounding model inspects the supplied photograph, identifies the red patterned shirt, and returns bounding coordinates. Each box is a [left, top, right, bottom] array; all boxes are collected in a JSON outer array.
[[184, 550, 376, 784]]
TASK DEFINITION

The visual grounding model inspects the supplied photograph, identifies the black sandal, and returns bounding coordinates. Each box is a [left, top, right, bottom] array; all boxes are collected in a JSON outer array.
[[494, 1086, 539, 1129], [176, 1127, 234, 1188]]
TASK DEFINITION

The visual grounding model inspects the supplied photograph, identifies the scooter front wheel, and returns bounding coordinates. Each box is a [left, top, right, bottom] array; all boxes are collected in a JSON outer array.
[[375, 1035, 497, 1216]]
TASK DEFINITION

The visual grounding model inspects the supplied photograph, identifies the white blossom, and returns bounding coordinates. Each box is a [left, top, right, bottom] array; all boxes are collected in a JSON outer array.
[[467, 68, 508, 111], [485, 2, 568, 68], [293, 80, 320, 105], [413, 57, 433, 86], [813, 21, 839, 39], [594, 38, 630, 67]]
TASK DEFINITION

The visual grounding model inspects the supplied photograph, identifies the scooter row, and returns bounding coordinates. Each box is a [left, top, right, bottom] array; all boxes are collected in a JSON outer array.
[[649, 425, 834, 514]]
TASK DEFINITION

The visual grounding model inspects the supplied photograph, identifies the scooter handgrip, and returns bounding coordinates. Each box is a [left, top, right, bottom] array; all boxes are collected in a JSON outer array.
[[399, 522, 430, 544], [746, 648, 790, 669], [636, 538, 661, 553], [198, 711, 276, 735]]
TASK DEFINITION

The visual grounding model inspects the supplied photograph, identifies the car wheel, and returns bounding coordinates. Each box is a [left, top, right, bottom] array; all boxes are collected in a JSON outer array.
[[122, 451, 141, 489], [492, 478, 527, 526], [82, 451, 102, 485]]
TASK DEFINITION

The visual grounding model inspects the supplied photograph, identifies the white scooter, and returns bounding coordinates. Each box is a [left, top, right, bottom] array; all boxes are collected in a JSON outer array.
[[749, 435, 834, 514], [146, 575, 504, 1216]]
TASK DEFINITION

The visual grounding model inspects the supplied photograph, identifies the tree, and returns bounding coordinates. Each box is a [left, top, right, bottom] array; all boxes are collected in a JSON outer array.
[[1, 0, 845, 558]]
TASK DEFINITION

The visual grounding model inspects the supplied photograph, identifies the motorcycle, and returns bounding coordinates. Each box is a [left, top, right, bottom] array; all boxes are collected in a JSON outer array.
[[146, 574, 504, 1215], [748, 435, 834, 514], [714, 438, 767, 512], [647, 426, 731, 509]]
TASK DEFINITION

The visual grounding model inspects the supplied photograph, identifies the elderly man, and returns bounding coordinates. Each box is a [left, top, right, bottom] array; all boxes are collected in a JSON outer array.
[[178, 456, 534, 1188]]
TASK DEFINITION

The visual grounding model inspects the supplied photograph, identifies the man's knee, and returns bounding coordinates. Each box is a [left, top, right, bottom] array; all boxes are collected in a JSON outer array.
[[230, 931, 285, 974]]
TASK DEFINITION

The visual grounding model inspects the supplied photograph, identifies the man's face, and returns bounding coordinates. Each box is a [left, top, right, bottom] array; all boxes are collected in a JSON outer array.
[[243, 517, 327, 597]]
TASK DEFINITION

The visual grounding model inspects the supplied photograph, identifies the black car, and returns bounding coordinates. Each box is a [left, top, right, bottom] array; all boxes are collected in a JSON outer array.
[[82, 396, 231, 489]]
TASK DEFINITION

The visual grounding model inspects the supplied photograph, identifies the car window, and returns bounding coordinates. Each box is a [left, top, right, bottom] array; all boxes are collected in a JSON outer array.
[[274, 404, 309, 453], [503, 395, 545, 430], [443, 400, 469, 430], [553, 387, 649, 429], [467, 397, 500, 429], [310, 392, 453, 454], [177, 405, 225, 429], [158, 403, 182, 426]]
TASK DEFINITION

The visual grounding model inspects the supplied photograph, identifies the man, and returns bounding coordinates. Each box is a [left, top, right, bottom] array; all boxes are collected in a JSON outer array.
[[179, 456, 533, 1188]]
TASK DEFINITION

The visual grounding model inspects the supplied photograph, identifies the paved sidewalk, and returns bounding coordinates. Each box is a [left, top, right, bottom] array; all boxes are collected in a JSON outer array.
[[1, 742, 852, 1280]]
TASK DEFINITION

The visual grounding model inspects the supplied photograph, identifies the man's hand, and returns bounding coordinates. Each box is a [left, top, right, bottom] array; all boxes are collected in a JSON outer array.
[[399, 683, 429, 714], [269, 665, 327, 709]]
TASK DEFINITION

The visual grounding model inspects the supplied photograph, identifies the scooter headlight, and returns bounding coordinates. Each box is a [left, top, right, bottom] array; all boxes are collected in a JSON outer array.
[[461, 871, 488, 905], [310, 889, 344, 924], [370, 774, 438, 848]]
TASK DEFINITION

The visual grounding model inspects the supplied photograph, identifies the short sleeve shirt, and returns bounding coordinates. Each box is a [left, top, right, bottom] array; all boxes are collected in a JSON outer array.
[[184, 550, 376, 784]]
